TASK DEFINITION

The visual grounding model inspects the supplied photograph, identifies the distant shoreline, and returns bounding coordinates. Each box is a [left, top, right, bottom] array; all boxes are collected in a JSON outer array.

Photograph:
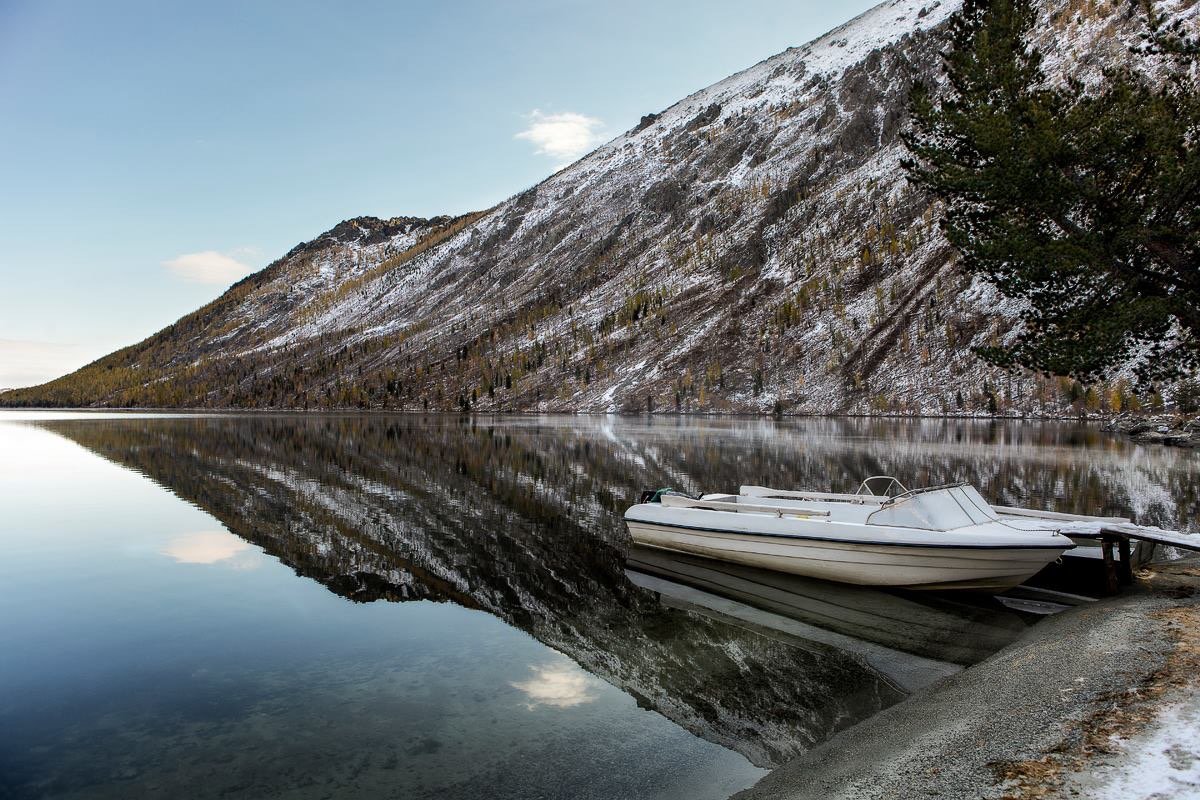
[[0, 406, 1134, 421], [7, 407, 1196, 448]]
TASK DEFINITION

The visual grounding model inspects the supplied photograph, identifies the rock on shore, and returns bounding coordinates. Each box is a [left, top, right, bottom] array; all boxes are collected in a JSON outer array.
[[1107, 415, 1200, 449]]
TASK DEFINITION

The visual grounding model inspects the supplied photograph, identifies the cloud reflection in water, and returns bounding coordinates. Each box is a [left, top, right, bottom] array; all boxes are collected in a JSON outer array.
[[512, 661, 601, 709], [161, 530, 260, 569]]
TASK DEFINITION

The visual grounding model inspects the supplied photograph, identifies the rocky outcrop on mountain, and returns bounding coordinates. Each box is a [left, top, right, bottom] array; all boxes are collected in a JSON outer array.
[[5, 0, 1195, 413], [280, 215, 461, 261]]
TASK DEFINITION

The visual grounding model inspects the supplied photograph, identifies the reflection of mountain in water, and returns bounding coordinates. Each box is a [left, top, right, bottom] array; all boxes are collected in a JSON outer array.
[[44, 416, 1200, 767], [590, 416, 1200, 531], [45, 416, 888, 768]]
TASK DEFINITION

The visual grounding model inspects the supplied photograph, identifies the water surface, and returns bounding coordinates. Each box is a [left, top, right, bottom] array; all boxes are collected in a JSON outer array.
[[1, 412, 1197, 799]]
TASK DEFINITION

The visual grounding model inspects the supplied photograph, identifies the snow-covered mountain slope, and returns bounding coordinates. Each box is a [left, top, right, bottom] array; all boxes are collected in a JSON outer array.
[[6, 0, 1195, 413]]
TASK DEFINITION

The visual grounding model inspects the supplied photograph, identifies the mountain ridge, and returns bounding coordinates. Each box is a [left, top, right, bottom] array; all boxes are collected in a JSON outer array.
[[4, 0, 1193, 414]]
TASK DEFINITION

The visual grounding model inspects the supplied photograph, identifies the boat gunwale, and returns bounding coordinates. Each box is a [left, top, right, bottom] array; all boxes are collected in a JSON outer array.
[[624, 515, 1077, 551]]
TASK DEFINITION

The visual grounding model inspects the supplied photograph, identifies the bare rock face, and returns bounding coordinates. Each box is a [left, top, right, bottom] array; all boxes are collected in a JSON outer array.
[[6, 0, 1193, 413]]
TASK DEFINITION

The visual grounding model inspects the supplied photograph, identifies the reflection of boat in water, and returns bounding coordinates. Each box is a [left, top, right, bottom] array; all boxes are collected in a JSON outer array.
[[625, 480, 1076, 591], [625, 546, 1034, 691]]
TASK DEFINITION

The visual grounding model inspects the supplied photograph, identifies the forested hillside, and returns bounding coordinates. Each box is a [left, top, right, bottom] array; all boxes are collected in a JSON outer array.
[[4, 0, 1196, 414]]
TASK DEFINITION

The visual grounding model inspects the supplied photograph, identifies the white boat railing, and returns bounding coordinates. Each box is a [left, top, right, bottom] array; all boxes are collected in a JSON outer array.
[[660, 493, 831, 518], [857, 476, 909, 498], [741, 485, 885, 504], [992, 506, 1130, 524], [743, 478, 932, 505]]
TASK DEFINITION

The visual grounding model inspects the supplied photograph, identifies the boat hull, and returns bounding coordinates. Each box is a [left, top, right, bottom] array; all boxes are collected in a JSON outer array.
[[625, 519, 1066, 591]]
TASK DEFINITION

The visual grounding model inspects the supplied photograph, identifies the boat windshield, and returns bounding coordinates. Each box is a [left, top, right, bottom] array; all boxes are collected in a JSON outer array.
[[866, 485, 999, 531]]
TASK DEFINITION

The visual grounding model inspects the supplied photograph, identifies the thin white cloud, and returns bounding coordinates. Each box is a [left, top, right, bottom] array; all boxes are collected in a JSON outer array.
[[0, 339, 96, 390], [516, 109, 606, 165], [163, 250, 255, 285]]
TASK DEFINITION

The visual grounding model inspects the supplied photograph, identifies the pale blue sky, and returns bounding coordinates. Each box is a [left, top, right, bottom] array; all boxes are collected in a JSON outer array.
[[0, 0, 877, 388]]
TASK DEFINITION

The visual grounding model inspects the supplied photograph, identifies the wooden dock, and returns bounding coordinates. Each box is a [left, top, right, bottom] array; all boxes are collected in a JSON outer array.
[[994, 505, 1200, 596], [1066, 524, 1200, 595]]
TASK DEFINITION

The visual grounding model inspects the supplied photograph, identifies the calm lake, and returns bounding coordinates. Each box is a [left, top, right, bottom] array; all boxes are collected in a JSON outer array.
[[1, 412, 1198, 799]]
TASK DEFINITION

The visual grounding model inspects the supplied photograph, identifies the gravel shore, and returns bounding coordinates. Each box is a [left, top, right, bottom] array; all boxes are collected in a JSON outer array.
[[733, 561, 1200, 800]]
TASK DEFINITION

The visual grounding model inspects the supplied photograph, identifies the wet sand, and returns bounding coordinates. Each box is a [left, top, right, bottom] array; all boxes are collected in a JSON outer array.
[[734, 560, 1200, 800]]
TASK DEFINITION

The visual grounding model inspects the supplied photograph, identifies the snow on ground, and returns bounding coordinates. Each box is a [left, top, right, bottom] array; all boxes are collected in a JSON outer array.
[[1070, 688, 1200, 800]]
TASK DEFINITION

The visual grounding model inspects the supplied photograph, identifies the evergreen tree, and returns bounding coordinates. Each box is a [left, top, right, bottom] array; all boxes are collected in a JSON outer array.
[[904, 0, 1199, 384]]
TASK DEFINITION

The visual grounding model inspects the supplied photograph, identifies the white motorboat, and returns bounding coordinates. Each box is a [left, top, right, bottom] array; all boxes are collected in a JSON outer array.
[[741, 481, 1195, 566], [624, 479, 1076, 591]]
